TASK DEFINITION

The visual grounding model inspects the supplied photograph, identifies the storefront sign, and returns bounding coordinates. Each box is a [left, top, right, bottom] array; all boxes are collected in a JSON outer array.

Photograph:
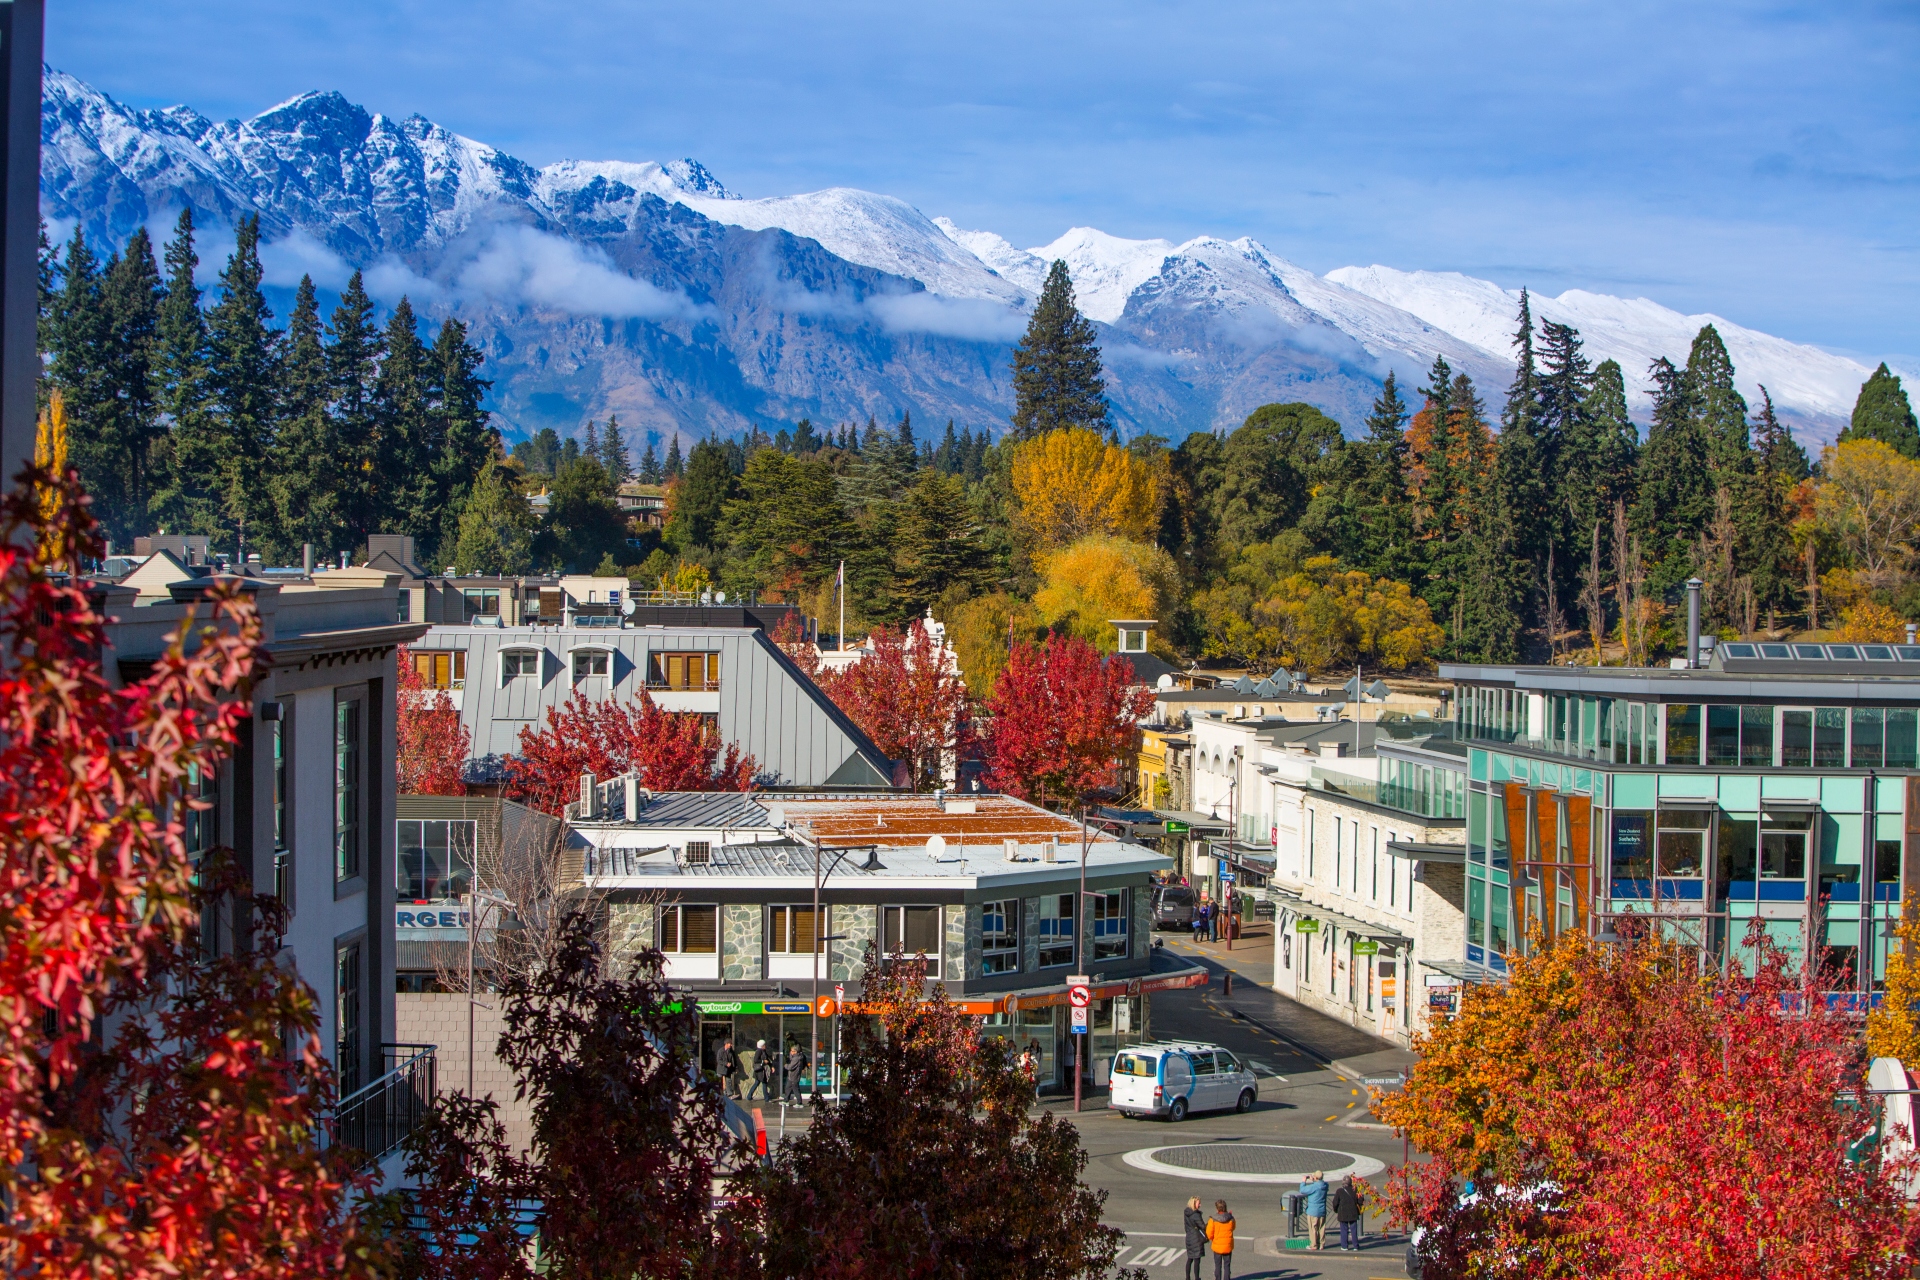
[[396, 905, 470, 931], [1296, 918, 1320, 933], [1353, 938, 1380, 956], [683, 999, 815, 1017], [1164, 820, 1191, 833]]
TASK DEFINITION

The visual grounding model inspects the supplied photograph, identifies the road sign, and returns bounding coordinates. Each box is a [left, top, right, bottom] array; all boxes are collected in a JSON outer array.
[[1068, 982, 1092, 1009], [1070, 1005, 1089, 1032], [1219, 872, 1236, 885], [818, 999, 837, 1017], [834, 984, 845, 1001]]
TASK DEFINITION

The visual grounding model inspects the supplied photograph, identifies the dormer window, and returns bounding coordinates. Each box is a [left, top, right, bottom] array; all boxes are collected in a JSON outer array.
[[1111, 619, 1155, 654]]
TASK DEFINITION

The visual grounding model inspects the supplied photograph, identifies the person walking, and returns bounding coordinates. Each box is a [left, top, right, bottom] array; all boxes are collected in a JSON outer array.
[[717, 1039, 740, 1099], [746, 1039, 772, 1101], [1192, 901, 1209, 944], [1208, 900, 1220, 943], [1301, 1170, 1329, 1250], [1204, 1200, 1235, 1280], [1332, 1176, 1363, 1251], [783, 1040, 809, 1105], [1182, 1197, 1207, 1280]]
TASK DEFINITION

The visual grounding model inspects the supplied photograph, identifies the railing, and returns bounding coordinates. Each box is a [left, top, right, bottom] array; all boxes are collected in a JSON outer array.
[[327, 1042, 437, 1169], [644, 678, 721, 692]]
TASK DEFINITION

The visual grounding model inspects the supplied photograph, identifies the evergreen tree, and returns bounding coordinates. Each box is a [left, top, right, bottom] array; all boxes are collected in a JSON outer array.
[[599, 414, 630, 483], [934, 420, 960, 474], [1583, 359, 1641, 518], [1633, 357, 1714, 592], [326, 271, 383, 544], [453, 455, 536, 575], [667, 440, 733, 549], [1410, 356, 1461, 627], [1339, 370, 1415, 582], [790, 417, 821, 454], [584, 421, 601, 468], [638, 440, 661, 484], [895, 470, 991, 610], [373, 296, 433, 550], [1008, 260, 1108, 441], [427, 315, 497, 560], [1753, 384, 1809, 482], [269, 275, 341, 560], [1840, 363, 1920, 459], [512, 427, 562, 477], [98, 230, 164, 538], [149, 210, 211, 534], [664, 435, 683, 478], [47, 229, 116, 523], [1538, 319, 1595, 617], [1496, 291, 1552, 618], [1686, 324, 1751, 477], [200, 214, 280, 554], [1742, 386, 1808, 620]]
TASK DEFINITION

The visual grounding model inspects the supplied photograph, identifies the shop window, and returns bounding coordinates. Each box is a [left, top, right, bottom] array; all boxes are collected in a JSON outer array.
[[981, 900, 1019, 975], [412, 649, 465, 689], [649, 652, 721, 691], [397, 819, 476, 901], [768, 905, 824, 953], [1038, 894, 1074, 967], [1091, 890, 1130, 961], [883, 906, 942, 976], [1655, 809, 1709, 878], [660, 905, 719, 953], [1665, 704, 1701, 765]]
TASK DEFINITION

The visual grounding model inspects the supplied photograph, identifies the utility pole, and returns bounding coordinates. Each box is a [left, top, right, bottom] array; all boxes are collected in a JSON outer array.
[[837, 561, 846, 653]]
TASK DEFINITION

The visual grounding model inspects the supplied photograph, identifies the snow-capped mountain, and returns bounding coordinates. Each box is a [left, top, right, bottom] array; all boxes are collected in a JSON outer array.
[[42, 67, 1878, 447]]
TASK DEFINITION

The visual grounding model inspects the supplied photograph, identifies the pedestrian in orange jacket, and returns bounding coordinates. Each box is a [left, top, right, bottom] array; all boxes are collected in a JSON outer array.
[[1204, 1200, 1235, 1280]]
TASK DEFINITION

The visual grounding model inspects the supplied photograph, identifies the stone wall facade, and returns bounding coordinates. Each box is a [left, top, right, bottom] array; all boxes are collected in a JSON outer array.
[[831, 903, 877, 981], [722, 904, 763, 981]]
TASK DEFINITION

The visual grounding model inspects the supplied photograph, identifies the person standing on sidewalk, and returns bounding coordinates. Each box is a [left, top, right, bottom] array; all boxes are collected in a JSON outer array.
[[1301, 1171, 1328, 1250], [747, 1040, 772, 1100], [1208, 900, 1220, 943], [1182, 1197, 1206, 1280], [1204, 1200, 1235, 1280], [717, 1039, 740, 1099], [1191, 902, 1207, 944], [1332, 1176, 1363, 1251]]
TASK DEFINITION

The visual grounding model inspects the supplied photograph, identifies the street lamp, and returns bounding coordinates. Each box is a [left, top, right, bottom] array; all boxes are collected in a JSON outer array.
[[464, 888, 512, 1097], [782, 816, 864, 1102]]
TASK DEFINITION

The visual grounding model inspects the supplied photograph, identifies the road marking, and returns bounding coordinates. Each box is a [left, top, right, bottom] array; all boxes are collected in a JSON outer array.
[[1126, 1246, 1183, 1267], [1325, 1115, 1338, 1122]]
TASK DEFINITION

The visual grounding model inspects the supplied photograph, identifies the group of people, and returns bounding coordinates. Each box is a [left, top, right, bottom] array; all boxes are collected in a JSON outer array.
[[1189, 899, 1234, 944], [713, 1037, 819, 1106], [1180, 1172, 1367, 1278]]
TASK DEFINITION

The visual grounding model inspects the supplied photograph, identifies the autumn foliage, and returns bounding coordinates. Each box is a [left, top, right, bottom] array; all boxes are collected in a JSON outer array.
[[1376, 926, 1920, 1279], [1010, 427, 1161, 550], [397, 643, 471, 795], [725, 949, 1127, 1280], [0, 466, 382, 1275], [816, 618, 973, 790], [983, 634, 1154, 808], [506, 689, 756, 813]]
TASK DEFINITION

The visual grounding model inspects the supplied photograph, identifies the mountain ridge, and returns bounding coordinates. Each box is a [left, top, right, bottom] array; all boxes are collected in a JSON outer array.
[[42, 68, 1878, 448]]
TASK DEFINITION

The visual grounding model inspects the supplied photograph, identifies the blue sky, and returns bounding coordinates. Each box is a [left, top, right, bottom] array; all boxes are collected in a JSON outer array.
[[49, 1, 1920, 365]]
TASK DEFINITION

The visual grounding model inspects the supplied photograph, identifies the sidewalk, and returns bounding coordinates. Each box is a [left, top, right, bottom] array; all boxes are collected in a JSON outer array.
[[1156, 920, 1274, 987]]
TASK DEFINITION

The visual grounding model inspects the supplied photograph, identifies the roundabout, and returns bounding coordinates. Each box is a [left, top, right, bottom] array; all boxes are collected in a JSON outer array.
[[1120, 1143, 1387, 1185]]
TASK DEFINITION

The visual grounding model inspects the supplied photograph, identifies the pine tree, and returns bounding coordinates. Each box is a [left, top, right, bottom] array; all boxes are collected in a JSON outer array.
[[638, 440, 661, 484], [667, 440, 733, 549], [600, 414, 631, 482], [453, 455, 537, 575], [326, 271, 383, 545], [790, 417, 821, 454], [664, 435, 683, 478], [1840, 363, 1920, 459], [1583, 359, 1640, 517], [1686, 324, 1751, 477], [1742, 386, 1808, 620], [1496, 292, 1552, 623], [47, 229, 116, 523], [583, 420, 601, 469], [1633, 357, 1714, 592], [1341, 370, 1415, 582], [895, 470, 990, 609], [374, 296, 433, 551], [933, 419, 960, 474], [1009, 260, 1108, 441], [149, 210, 211, 534], [427, 315, 497, 561], [200, 215, 280, 554], [1539, 319, 1595, 621], [269, 275, 341, 561]]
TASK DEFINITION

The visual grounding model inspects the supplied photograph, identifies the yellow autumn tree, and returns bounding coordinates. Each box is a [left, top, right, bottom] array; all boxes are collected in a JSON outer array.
[[1253, 556, 1444, 672], [35, 389, 69, 521], [1837, 599, 1908, 643], [1032, 536, 1181, 653], [1814, 440, 1920, 576], [943, 591, 1043, 699], [1867, 893, 1920, 1068], [1010, 427, 1159, 550]]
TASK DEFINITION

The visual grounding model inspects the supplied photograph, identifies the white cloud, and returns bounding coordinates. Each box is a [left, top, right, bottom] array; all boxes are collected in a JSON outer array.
[[258, 228, 352, 290], [363, 257, 445, 305], [453, 223, 703, 320], [866, 291, 1027, 342]]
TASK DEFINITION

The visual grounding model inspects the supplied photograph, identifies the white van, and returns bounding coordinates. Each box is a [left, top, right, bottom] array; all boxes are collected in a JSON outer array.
[[1108, 1042, 1258, 1120]]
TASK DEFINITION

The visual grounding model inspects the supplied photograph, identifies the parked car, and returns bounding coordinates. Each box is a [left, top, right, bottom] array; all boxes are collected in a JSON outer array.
[[1151, 884, 1196, 930], [1108, 1042, 1258, 1121]]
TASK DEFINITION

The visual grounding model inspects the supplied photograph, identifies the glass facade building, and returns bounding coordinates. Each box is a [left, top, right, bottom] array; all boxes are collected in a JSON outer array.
[[1393, 648, 1920, 993]]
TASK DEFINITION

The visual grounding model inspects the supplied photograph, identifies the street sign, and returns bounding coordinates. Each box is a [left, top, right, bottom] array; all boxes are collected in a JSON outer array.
[[1296, 918, 1320, 933], [1219, 872, 1236, 885], [818, 999, 837, 1017], [1068, 982, 1092, 1009], [1353, 938, 1380, 956], [1070, 1005, 1089, 1032]]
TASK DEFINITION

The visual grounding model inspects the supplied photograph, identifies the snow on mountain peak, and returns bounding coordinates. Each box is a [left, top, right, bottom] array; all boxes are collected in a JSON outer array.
[[1023, 226, 1175, 324]]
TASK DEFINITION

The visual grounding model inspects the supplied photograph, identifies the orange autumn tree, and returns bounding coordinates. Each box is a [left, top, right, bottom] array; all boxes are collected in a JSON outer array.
[[0, 465, 385, 1276], [506, 690, 757, 814]]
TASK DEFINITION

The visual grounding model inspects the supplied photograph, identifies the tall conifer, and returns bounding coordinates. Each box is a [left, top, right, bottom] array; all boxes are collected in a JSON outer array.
[[1009, 260, 1108, 441], [327, 271, 383, 543], [600, 415, 631, 483], [149, 210, 210, 534], [374, 296, 433, 549], [1633, 357, 1713, 592], [1841, 363, 1920, 458], [269, 274, 340, 560]]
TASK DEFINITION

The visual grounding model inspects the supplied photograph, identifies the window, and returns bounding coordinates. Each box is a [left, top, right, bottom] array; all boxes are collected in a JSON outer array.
[[1334, 816, 1343, 887], [1782, 708, 1813, 766], [462, 588, 500, 621], [396, 590, 411, 623], [501, 649, 541, 684], [1852, 708, 1886, 768], [571, 649, 610, 683], [684, 840, 712, 865], [1039, 894, 1075, 967], [1815, 707, 1847, 768], [1665, 704, 1700, 765], [1370, 827, 1379, 900], [272, 717, 290, 908], [1892, 709, 1920, 768], [649, 652, 721, 691], [334, 696, 362, 881], [1190, 1050, 1217, 1077], [1113, 1052, 1157, 1077], [768, 905, 824, 953], [1741, 705, 1774, 766], [1611, 810, 1652, 882], [412, 650, 465, 689], [659, 904, 719, 953], [1761, 811, 1811, 880], [335, 940, 363, 1094], [397, 819, 476, 901], [1119, 628, 1147, 653], [982, 900, 1019, 975], [884, 906, 943, 976], [1655, 808, 1708, 878], [1305, 810, 1315, 877], [183, 761, 219, 861], [1706, 705, 1740, 765], [1091, 889, 1130, 961]]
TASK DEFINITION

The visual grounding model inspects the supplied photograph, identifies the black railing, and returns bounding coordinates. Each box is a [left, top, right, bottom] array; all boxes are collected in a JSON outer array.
[[328, 1042, 437, 1169]]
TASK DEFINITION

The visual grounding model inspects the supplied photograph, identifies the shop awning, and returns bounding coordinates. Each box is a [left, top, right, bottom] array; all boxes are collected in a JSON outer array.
[[1385, 840, 1467, 864], [1420, 957, 1506, 985], [1277, 901, 1412, 949]]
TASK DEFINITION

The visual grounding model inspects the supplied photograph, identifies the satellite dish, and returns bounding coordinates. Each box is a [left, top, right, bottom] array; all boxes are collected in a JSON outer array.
[[621, 596, 637, 616], [1156, 673, 1175, 690], [715, 590, 728, 604], [767, 804, 787, 828], [926, 834, 948, 861]]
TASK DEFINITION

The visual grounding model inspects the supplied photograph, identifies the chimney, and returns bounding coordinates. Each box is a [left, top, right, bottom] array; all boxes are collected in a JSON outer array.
[[580, 771, 597, 818], [302, 543, 314, 576], [1908, 623, 1917, 646], [1685, 578, 1703, 669], [624, 773, 640, 820], [1043, 839, 1057, 863], [338, 551, 349, 570]]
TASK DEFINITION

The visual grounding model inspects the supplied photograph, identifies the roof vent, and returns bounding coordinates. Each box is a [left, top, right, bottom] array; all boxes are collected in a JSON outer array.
[[580, 771, 598, 819], [1004, 838, 1020, 862], [1043, 839, 1057, 863]]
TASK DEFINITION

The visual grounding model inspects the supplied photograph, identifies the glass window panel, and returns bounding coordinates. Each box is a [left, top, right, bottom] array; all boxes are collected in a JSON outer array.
[[398, 820, 425, 897], [1877, 840, 1903, 885], [1851, 708, 1886, 769], [1039, 894, 1075, 967], [334, 699, 361, 880], [1628, 702, 1644, 763], [768, 905, 789, 951], [1490, 891, 1509, 954], [1815, 708, 1847, 768], [272, 718, 287, 854], [1706, 705, 1740, 765], [1658, 831, 1704, 878], [682, 905, 718, 953], [1468, 875, 1486, 947], [1740, 705, 1774, 767], [660, 907, 679, 951], [1782, 709, 1813, 767], [1760, 827, 1806, 879], [1890, 708, 1920, 769], [1665, 705, 1701, 765], [1720, 819, 1758, 884]]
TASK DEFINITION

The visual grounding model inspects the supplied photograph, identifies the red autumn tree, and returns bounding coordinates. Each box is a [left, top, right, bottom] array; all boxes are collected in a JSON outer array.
[[816, 619, 972, 791], [506, 690, 757, 814], [769, 610, 821, 679], [725, 948, 1125, 1280], [981, 634, 1153, 809], [0, 466, 385, 1275], [397, 643, 470, 796], [1377, 926, 1920, 1279]]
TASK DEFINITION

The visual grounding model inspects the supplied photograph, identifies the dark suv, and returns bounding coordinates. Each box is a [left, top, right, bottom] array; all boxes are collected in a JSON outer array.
[[1151, 885, 1196, 930]]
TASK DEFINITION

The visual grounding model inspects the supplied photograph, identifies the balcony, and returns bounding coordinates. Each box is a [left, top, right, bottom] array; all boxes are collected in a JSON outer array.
[[325, 1042, 437, 1170]]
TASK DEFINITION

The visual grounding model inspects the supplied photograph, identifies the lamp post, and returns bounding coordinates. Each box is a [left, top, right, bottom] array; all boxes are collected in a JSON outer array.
[[464, 889, 512, 1097], [794, 820, 859, 1101]]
